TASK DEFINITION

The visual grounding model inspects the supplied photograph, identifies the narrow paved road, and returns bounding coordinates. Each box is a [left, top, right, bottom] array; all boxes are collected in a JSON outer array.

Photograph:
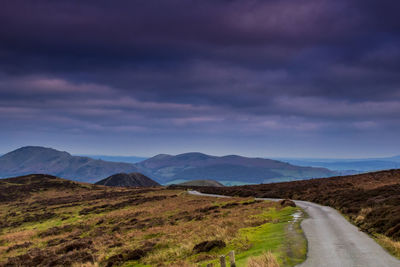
[[188, 191, 400, 267]]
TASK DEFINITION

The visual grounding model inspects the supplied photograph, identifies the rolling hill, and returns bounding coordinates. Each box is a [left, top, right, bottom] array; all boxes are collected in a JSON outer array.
[[135, 152, 336, 184], [176, 179, 224, 187], [0, 146, 138, 183], [95, 172, 160, 187]]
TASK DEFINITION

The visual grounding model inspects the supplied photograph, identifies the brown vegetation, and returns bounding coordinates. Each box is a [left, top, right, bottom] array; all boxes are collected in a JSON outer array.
[[247, 251, 279, 267], [193, 169, 400, 248], [0, 174, 298, 266]]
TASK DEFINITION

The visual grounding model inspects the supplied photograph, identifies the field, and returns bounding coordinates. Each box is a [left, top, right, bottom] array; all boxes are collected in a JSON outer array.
[[191, 169, 400, 258], [0, 175, 306, 266]]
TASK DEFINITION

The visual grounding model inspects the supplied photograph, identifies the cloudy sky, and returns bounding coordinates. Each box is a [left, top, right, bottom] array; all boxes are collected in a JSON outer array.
[[1, 0, 399, 158]]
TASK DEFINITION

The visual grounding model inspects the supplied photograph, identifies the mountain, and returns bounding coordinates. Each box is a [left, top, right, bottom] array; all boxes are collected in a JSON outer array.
[[95, 172, 160, 187], [135, 152, 336, 184], [176, 179, 224, 187], [78, 155, 148, 164], [0, 146, 138, 182]]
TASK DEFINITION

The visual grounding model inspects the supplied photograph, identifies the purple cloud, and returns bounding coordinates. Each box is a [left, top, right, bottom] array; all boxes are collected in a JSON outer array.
[[0, 0, 399, 157]]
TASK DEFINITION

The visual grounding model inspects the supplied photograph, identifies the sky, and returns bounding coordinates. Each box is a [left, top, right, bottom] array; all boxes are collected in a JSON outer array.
[[1, 0, 400, 158]]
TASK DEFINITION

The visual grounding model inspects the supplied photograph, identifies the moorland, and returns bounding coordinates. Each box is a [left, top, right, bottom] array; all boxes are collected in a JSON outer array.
[[0, 174, 306, 266], [190, 169, 400, 258]]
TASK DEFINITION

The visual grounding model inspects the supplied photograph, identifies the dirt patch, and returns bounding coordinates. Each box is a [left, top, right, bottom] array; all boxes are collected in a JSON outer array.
[[22, 212, 56, 224], [39, 224, 75, 237], [104, 242, 155, 266], [47, 238, 68, 247], [6, 242, 32, 252], [280, 199, 296, 207], [49, 250, 95, 266], [221, 202, 240, 209], [193, 240, 226, 253], [195, 205, 219, 213], [5, 247, 94, 266], [57, 238, 93, 254]]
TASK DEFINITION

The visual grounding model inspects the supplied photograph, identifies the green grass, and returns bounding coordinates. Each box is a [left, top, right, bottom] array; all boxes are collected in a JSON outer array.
[[235, 220, 287, 265], [201, 206, 306, 267]]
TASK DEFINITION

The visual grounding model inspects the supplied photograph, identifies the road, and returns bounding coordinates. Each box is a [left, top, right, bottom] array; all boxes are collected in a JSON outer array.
[[188, 190, 400, 267]]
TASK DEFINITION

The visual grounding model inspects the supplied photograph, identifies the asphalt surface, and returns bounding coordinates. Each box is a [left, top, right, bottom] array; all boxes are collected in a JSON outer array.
[[188, 190, 400, 267]]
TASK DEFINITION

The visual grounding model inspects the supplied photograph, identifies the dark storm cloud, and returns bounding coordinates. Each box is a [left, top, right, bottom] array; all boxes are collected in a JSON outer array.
[[0, 0, 400, 156]]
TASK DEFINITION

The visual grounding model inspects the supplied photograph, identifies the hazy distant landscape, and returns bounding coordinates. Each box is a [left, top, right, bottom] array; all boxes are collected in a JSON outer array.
[[277, 156, 400, 172], [0, 146, 337, 185]]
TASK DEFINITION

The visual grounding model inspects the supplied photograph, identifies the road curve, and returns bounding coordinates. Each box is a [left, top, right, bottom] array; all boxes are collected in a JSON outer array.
[[188, 190, 400, 267]]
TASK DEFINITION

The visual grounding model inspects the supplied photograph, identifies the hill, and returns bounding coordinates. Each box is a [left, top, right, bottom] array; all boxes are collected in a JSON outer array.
[[195, 169, 400, 257], [95, 172, 160, 187], [0, 146, 138, 182], [279, 158, 400, 172], [177, 179, 224, 187], [135, 152, 336, 184], [0, 174, 305, 266]]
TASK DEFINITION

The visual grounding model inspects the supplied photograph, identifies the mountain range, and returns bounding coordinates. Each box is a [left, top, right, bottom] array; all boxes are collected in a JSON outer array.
[[134, 152, 336, 185], [0, 146, 337, 185]]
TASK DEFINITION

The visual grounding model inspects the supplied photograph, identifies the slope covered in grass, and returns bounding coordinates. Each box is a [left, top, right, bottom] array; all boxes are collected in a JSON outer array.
[[0, 174, 305, 266], [194, 169, 400, 258]]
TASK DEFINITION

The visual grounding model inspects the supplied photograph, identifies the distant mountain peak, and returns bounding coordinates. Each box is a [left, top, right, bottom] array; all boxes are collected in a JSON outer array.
[[151, 154, 172, 159], [175, 152, 213, 159], [11, 146, 70, 154]]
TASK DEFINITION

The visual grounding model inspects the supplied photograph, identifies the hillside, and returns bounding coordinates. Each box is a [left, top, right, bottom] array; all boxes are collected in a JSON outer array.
[[194, 169, 400, 257], [136, 152, 336, 184], [95, 172, 160, 187], [280, 158, 400, 172], [0, 146, 138, 182], [177, 179, 224, 187], [0, 174, 305, 266]]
